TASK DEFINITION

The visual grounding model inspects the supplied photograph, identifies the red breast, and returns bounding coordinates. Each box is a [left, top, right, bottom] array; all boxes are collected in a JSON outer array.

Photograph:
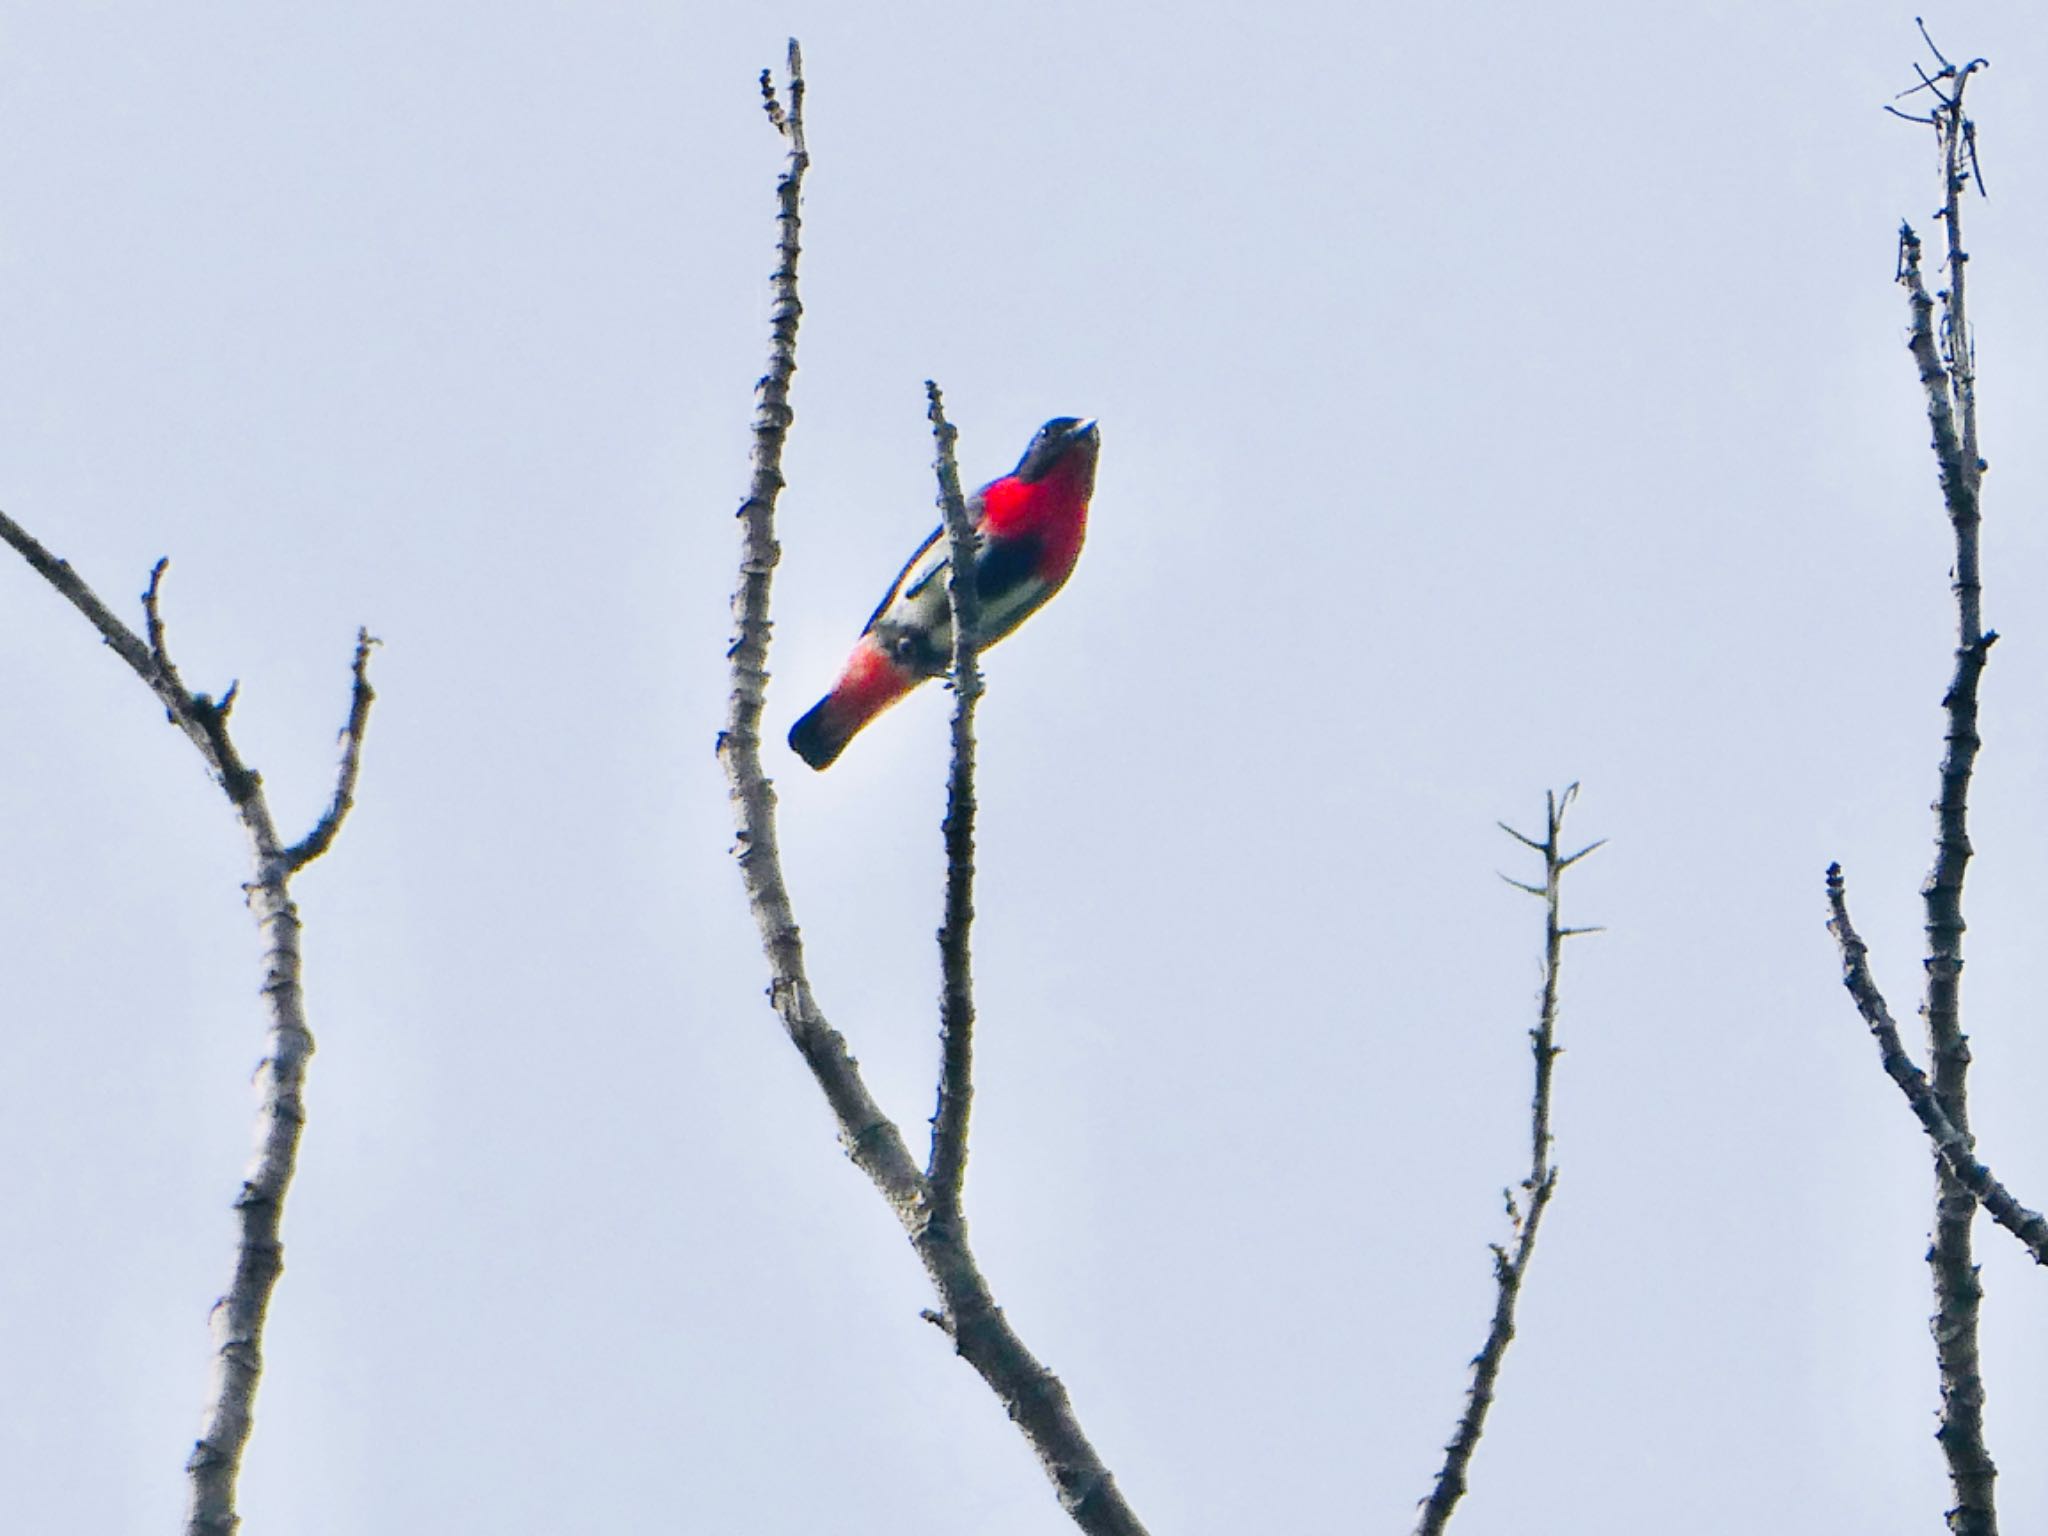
[[980, 435, 1097, 587]]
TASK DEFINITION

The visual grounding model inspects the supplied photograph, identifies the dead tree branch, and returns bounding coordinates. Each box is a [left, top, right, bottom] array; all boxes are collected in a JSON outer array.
[[1901, 46, 1998, 1536], [1415, 785, 1598, 1536], [1828, 35, 2000, 1536], [714, 44, 1148, 1536], [0, 509, 376, 1536]]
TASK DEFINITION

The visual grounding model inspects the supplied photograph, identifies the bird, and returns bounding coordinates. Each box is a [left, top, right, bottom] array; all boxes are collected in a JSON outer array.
[[788, 416, 1099, 770]]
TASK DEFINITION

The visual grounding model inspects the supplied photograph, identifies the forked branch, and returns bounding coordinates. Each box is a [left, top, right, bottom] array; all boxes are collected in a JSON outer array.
[[714, 45, 1148, 1536], [0, 507, 376, 1536], [1825, 866, 2047, 1266]]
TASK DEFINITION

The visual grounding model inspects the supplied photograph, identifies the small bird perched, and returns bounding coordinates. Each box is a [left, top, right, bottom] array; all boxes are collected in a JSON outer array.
[[789, 416, 1100, 770]]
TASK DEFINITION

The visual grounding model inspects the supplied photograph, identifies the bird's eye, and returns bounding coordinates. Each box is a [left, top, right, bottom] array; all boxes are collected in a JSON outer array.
[[893, 634, 919, 660]]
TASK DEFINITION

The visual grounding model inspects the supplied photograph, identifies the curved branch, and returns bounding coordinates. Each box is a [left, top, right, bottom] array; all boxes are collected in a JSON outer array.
[[285, 629, 379, 870], [712, 42, 925, 1217]]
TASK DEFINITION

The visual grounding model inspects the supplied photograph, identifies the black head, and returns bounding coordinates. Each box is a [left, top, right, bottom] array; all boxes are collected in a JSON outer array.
[[1011, 417, 1100, 483]]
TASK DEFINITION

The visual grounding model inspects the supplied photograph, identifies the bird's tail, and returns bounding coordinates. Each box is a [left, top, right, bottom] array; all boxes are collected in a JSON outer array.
[[788, 637, 920, 770]]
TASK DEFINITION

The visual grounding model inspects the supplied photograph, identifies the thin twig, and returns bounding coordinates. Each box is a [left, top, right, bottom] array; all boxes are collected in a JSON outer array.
[[285, 629, 380, 870], [1917, 17, 1954, 73], [1825, 867, 2048, 1266], [713, 48, 1148, 1536], [1415, 785, 1596, 1536], [144, 559, 177, 683], [0, 506, 375, 1536], [925, 381, 981, 1223]]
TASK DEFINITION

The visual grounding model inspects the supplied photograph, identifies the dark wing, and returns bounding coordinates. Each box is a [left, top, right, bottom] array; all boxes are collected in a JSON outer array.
[[860, 524, 947, 635], [858, 487, 991, 635], [974, 531, 1044, 607]]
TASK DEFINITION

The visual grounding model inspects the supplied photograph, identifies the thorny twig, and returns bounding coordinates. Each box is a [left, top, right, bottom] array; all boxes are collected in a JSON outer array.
[[1415, 785, 1599, 1536]]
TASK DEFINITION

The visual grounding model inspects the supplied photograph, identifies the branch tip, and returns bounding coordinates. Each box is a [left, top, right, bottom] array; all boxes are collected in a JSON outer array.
[[282, 627, 380, 871], [1417, 787, 1589, 1535]]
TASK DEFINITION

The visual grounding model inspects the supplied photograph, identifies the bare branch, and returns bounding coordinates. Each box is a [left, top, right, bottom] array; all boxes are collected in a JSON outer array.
[[714, 47, 1149, 1535], [284, 629, 381, 871], [1909, 48, 1997, 1536], [1416, 785, 1595, 1535], [1864, 38, 2001, 1534], [0, 511, 180, 717], [1916, 17, 1954, 74], [714, 43, 924, 1215], [143, 558, 176, 678], [1558, 838, 1606, 869], [1824, 867, 2048, 1267], [1897, 226, 1980, 613], [0, 505, 375, 1535], [1494, 821, 1544, 853], [925, 381, 981, 1222]]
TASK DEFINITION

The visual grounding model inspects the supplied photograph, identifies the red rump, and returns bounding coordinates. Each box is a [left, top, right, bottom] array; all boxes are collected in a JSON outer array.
[[787, 636, 915, 770]]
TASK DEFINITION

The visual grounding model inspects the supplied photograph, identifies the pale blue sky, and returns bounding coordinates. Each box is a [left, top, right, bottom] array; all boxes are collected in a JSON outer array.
[[3, 4, 2045, 1532]]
